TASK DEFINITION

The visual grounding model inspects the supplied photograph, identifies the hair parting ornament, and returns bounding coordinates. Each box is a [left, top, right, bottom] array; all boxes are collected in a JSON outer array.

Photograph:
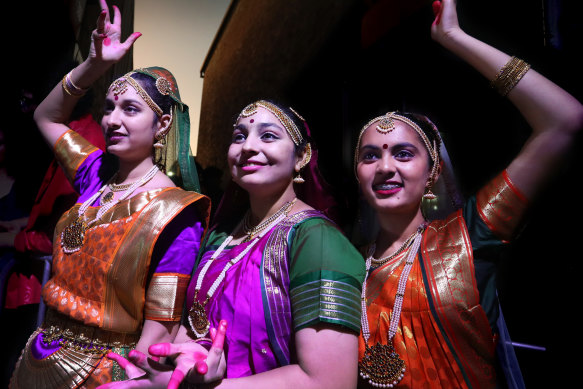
[[108, 69, 175, 118], [237, 100, 305, 146], [354, 112, 442, 188]]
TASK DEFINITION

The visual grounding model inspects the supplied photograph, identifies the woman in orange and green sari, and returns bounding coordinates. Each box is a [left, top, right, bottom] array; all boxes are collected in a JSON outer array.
[[354, 1, 583, 388]]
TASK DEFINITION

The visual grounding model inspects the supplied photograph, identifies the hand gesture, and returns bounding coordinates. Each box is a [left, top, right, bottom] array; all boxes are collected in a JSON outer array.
[[430, 0, 462, 45], [148, 320, 228, 389], [96, 350, 173, 389], [89, 0, 141, 65]]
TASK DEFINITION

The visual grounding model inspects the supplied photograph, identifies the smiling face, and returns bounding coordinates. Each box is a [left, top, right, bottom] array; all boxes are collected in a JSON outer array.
[[356, 120, 434, 216], [101, 82, 161, 162], [228, 107, 301, 197]]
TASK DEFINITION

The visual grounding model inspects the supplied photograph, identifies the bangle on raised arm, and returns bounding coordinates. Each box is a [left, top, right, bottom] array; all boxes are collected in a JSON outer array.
[[61, 70, 89, 97], [490, 56, 531, 96]]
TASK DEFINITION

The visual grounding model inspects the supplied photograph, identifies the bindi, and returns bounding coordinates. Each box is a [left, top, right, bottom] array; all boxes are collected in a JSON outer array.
[[383, 144, 388, 149], [250, 119, 254, 123]]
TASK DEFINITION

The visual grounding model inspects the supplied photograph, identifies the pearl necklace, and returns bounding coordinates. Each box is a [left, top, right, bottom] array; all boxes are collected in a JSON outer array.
[[359, 223, 426, 388], [242, 199, 297, 242], [60, 165, 159, 254], [188, 199, 296, 338]]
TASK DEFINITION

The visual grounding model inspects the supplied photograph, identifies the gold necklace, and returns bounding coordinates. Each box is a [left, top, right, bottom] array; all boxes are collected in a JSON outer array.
[[371, 228, 420, 266], [101, 175, 138, 204], [188, 200, 296, 337], [242, 199, 296, 242], [61, 166, 159, 253], [359, 223, 427, 387]]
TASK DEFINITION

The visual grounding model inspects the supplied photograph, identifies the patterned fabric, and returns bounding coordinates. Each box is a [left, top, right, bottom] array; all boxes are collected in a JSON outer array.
[[358, 171, 528, 389], [186, 211, 365, 378], [11, 130, 209, 389]]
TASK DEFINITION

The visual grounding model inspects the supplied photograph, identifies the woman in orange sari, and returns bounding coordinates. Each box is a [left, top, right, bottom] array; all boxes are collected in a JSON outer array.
[[355, 1, 583, 388]]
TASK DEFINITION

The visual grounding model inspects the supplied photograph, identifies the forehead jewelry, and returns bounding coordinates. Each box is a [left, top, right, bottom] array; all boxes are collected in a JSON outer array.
[[354, 112, 441, 182], [108, 72, 165, 117], [237, 101, 304, 145]]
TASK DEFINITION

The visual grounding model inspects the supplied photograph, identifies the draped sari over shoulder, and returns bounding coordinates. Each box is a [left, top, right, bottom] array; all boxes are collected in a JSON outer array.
[[358, 171, 528, 389], [186, 210, 366, 378], [11, 130, 210, 389]]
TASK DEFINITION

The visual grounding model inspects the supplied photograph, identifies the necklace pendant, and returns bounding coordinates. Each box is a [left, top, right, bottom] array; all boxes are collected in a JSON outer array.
[[359, 342, 406, 388], [61, 217, 88, 254], [188, 298, 210, 338], [101, 192, 114, 204]]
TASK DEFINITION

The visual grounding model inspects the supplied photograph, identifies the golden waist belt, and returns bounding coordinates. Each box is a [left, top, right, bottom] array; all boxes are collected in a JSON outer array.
[[41, 309, 140, 355]]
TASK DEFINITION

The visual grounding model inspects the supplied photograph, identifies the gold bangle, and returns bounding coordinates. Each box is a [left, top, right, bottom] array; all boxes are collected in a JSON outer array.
[[61, 71, 88, 97], [490, 56, 531, 96]]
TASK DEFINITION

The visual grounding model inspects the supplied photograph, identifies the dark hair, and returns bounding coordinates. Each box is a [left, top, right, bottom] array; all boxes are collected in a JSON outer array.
[[130, 72, 174, 116], [259, 99, 311, 155], [397, 112, 442, 169]]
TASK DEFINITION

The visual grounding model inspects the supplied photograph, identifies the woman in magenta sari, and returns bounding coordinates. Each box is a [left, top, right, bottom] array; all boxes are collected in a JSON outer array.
[[101, 100, 366, 389]]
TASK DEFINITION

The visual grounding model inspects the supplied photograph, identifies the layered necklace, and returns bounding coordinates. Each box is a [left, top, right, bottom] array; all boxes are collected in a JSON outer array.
[[359, 223, 426, 388], [188, 198, 297, 338], [60, 165, 159, 254]]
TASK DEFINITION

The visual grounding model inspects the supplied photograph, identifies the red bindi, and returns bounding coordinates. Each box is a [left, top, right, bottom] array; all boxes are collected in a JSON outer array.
[[383, 144, 388, 149], [114, 95, 118, 101], [250, 119, 254, 123]]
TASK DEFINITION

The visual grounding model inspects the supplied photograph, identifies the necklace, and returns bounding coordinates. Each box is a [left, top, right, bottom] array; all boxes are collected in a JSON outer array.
[[188, 199, 296, 338], [371, 228, 421, 266], [60, 165, 159, 254], [102, 174, 142, 204], [359, 223, 426, 388], [242, 199, 297, 242]]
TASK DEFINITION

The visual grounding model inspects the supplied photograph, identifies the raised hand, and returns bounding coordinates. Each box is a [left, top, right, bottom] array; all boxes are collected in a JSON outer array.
[[430, 0, 462, 46], [148, 320, 228, 389], [89, 0, 141, 65]]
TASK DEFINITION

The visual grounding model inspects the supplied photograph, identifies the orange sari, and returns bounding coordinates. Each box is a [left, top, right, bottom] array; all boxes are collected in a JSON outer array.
[[359, 171, 527, 389]]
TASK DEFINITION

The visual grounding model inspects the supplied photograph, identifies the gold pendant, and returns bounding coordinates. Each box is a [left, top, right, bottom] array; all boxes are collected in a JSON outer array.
[[101, 191, 114, 204], [188, 296, 210, 338], [61, 217, 88, 254], [359, 342, 406, 388]]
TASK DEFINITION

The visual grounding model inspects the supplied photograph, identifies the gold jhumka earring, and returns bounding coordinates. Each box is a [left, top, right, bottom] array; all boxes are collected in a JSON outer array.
[[293, 144, 312, 184]]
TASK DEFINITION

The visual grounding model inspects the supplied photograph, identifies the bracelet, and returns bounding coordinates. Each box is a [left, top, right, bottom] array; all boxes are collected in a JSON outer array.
[[61, 70, 89, 97], [490, 56, 531, 96]]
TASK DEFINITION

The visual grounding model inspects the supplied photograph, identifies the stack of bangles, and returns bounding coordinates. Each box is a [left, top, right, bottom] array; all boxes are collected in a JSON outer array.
[[62, 70, 89, 97], [490, 56, 531, 96]]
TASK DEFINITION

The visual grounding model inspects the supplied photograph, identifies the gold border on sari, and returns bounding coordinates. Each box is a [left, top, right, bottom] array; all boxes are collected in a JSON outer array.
[[145, 273, 190, 321], [476, 170, 528, 241], [53, 130, 99, 184]]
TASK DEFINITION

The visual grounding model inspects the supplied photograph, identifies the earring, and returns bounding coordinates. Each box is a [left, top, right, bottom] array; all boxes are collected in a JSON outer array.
[[154, 131, 166, 149], [293, 144, 312, 184], [293, 170, 305, 184]]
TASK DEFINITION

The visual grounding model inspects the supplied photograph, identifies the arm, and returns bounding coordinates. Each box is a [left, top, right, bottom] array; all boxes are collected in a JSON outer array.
[[432, 0, 583, 199], [212, 324, 358, 389], [33, 0, 140, 147]]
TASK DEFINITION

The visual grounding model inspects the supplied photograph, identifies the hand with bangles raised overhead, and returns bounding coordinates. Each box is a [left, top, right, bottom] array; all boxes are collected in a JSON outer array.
[[354, 1, 583, 388], [9, 1, 210, 388]]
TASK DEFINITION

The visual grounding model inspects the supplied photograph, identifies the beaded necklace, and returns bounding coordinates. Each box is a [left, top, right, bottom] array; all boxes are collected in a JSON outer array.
[[188, 199, 296, 338], [60, 165, 159, 254], [359, 223, 426, 388]]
